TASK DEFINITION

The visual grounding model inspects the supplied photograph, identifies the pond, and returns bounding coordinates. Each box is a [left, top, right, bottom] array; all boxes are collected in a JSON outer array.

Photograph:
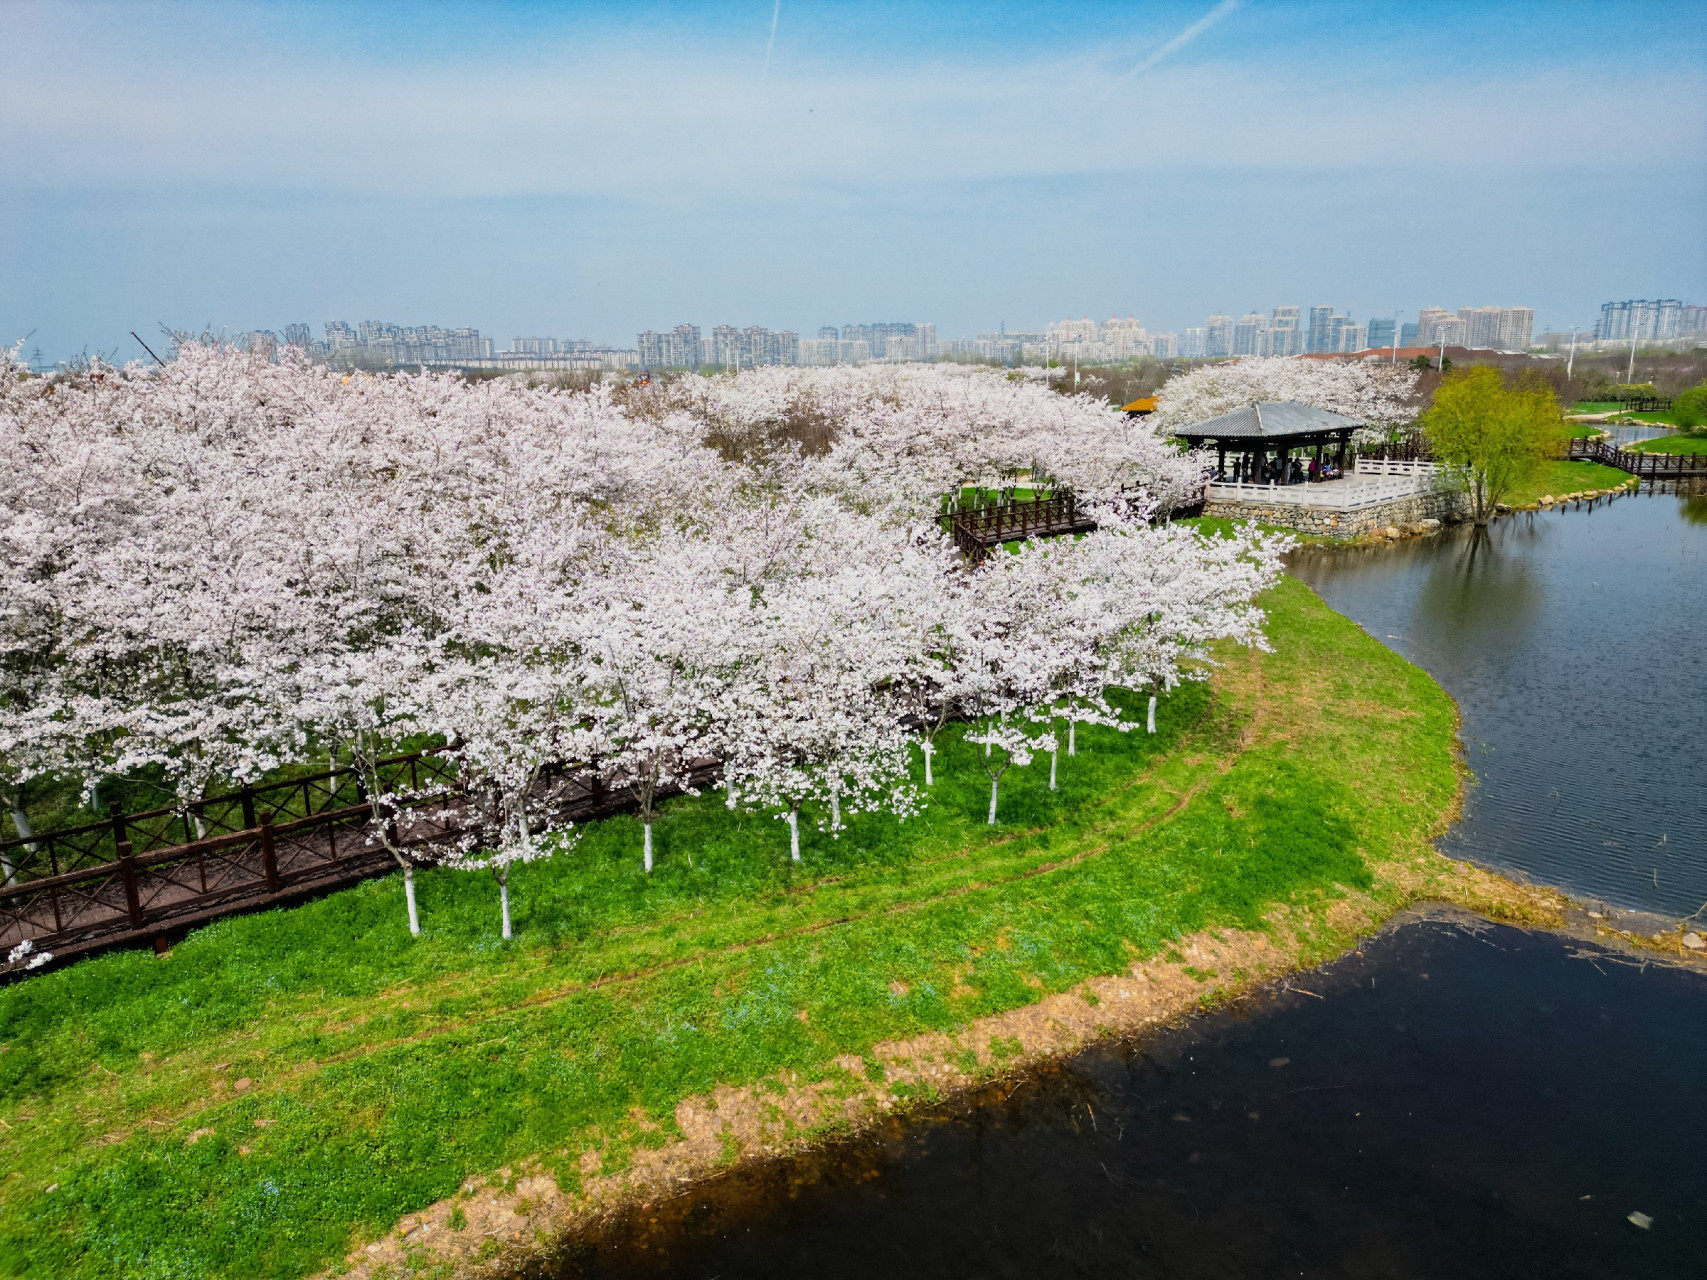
[[556, 917, 1707, 1279], [1290, 490, 1707, 918]]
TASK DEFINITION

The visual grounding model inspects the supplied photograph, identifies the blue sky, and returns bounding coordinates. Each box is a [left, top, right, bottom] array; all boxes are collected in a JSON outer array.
[[3, 1, 1704, 361]]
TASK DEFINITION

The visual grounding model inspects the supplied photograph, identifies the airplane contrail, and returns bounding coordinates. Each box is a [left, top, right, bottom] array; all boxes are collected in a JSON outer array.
[[1125, 0, 1239, 79], [763, 0, 781, 76]]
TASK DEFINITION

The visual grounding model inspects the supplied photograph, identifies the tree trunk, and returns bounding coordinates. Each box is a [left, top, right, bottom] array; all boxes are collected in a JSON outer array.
[[829, 782, 841, 831], [1147, 694, 1157, 734], [987, 777, 1000, 825], [1068, 719, 1076, 756], [498, 867, 512, 940], [643, 818, 654, 873], [3, 793, 28, 886], [1049, 747, 1058, 791], [922, 739, 934, 786], [402, 863, 420, 936], [725, 776, 737, 809], [788, 808, 800, 862]]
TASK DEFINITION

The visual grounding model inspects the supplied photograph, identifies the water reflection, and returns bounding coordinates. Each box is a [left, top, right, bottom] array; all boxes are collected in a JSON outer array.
[[1290, 493, 1707, 915]]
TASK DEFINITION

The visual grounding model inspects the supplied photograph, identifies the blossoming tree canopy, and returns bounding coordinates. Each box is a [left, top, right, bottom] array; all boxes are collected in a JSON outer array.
[[0, 343, 1288, 937], [1150, 356, 1420, 443]]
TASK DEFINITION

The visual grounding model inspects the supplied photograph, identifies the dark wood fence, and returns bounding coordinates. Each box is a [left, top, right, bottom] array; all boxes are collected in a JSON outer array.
[[1566, 437, 1707, 479], [945, 490, 1097, 562], [0, 754, 723, 974]]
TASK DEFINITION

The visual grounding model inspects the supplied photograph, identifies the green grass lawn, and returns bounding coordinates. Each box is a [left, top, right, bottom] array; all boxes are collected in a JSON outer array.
[[1629, 433, 1707, 455], [0, 577, 1460, 1280], [1507, 460, 1632, 504]]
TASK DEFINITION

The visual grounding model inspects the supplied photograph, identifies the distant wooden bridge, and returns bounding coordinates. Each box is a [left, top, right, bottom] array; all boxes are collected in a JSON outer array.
[[946, 490, 1098, 563], [1566, 437, 1707, 480]]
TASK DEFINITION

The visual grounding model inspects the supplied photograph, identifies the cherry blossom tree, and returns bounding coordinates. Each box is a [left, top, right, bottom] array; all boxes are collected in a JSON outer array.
[[1150, 356, 1419, 440]]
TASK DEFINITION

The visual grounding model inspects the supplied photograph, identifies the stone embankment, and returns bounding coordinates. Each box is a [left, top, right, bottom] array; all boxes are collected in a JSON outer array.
[[1202, 488, 1469, 540], [1494, 477, 1640, 517]]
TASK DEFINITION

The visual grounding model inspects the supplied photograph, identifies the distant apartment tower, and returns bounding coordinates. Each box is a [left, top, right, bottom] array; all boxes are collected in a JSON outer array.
[[1232, 313, 1268, 356], [1598, 299, 1685, 342], [1204, 314, 1235, 358], [1366, 317, 1396, 350], [1182, 328, 1208, 359], [1264, 306, 1302, 357], [325, 321, 358, 350], [1416, 307, 1466, 347], [637, 324, 702, 368], [1457, 306, 1534, 351], [1306, 305, 1339, 354], [280, 323, 312, 350]]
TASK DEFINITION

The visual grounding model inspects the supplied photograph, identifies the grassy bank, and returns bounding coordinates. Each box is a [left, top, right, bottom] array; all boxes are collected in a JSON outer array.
[[1508, 459, 1632, 505], [1629, 433, 1707, 456], [0, 577, 1464, 1280]]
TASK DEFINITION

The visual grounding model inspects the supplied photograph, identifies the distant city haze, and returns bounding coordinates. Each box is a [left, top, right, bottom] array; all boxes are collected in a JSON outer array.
[[3, 1, 1704, 364]]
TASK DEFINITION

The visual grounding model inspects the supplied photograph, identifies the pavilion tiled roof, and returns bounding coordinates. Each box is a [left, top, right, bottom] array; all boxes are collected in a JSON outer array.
[[1172, 401, 1363, 439]]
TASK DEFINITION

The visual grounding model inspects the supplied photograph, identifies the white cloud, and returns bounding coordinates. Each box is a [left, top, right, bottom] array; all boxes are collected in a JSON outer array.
[[2, 4, 1702, 204]]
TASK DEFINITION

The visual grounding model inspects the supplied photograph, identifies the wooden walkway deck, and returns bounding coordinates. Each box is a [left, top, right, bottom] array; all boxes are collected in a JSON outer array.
[[0, 756, 723, 976], [1566, 437, 1707, 480], [947, 491, 1097, 562]]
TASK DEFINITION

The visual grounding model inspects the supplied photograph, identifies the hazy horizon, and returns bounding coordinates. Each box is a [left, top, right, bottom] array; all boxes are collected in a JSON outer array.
[[4, 0, 1705, 363]]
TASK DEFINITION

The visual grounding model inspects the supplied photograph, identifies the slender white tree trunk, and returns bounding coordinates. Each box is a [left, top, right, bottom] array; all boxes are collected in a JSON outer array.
[[788, 808, 800, 861], [498, 868, 512, 940], [725, 776, 737, 809], [2, 798, 27, 885], [987, 777, 1000, 825], [1067, 719, 1076, 756], [643, 819, 654, 873], [403, 865, 420, 936], [1147, 694, 1158, 734], [922, 739, 934, 786], [829, 782, 841, 830], [1049, 747, 1058, 792]]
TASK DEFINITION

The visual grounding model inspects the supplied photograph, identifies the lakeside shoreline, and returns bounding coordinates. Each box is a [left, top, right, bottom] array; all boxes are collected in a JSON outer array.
[[314, 580, 1704, 1280], [341, 858, 1706, 1280]]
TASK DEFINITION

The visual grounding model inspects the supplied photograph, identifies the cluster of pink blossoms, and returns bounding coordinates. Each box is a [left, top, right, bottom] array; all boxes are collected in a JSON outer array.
[[1, 345, 1286, 938]]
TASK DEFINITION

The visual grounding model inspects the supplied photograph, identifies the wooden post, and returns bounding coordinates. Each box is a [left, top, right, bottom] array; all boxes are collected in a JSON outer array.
[[109, 799, 126, 854], [259, 816, 281, 893], [118, 840, 142, 928]]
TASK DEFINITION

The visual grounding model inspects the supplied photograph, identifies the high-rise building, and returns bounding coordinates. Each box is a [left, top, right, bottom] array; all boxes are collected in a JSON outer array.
[[1453, 306, 1532, 351], [280, 323, 312, 350], [1366, 317, 1396, 350], [325, 321, 358, 350], [1335, 323, 1368, 353], [1416, 307, 1458, 346], [1306, 305, 1338, 354], [1204, 314, 1235, 358], [1232, 312, 1268, 356], [1597, 300, 1683, 343], [916, 323, 937, 357], [1147, 332, 1180, 359], [1400, 322, 1420, 346], [818, 326, 839, 340], [1182, 328, 1207, 359], [637, 324, 703, 368]]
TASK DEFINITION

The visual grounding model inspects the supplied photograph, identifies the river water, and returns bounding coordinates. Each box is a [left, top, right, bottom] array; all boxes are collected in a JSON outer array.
[[553, 489, 1707, 1278], [1291, 489, 1707, 918]]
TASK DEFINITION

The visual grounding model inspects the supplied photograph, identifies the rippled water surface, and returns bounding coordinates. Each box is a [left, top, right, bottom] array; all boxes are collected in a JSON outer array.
[[557, 919, 1707, 1279], [1290, 492, 1707, 917]]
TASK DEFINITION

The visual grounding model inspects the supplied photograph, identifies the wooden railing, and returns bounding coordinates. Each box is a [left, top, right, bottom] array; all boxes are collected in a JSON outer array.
[[0, 755, 724, 972], [945, 491, 1097, 562], [0, 751, 451, 884], [1566, 437, 1707, 478]]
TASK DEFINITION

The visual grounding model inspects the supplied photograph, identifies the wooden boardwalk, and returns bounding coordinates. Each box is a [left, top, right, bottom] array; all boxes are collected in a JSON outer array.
[[947, 491, 1097, 562], [0, 755, 722, 975], [1566, 437, 1707, 480]]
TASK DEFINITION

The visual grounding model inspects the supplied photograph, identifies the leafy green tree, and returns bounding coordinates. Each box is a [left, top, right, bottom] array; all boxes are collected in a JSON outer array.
[[1672, 383, 1707, 430], [1422, 367, 1562, 524]]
